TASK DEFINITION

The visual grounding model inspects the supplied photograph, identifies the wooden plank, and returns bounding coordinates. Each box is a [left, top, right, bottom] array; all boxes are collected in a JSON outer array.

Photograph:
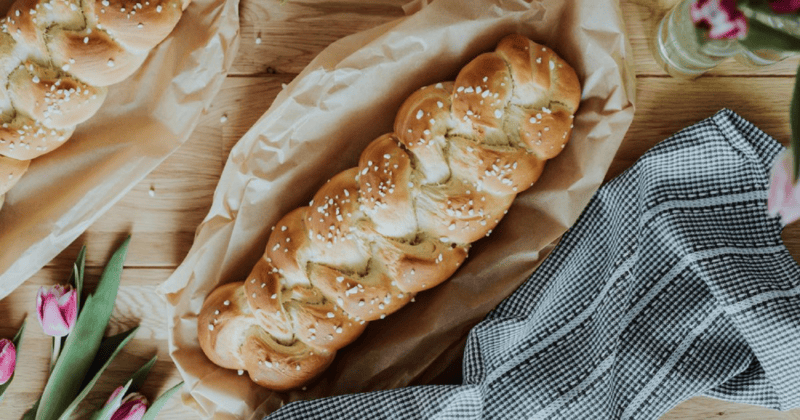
[[609, 76, 794, 181], [231, 0, 408, 75], [664, 396, 800, 419], [228, 0, 800, 78], [0, 267, 196, 419], [44, 118, 222, 269], [216, 75, 298, 159]]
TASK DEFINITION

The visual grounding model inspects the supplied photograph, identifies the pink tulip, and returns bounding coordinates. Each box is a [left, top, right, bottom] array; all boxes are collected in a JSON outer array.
[[36, 285, 78, 337], [110, 392, 148, 420], [691, 0, 749, 39], [102, 386, 126, 414], [0, 339, 15, 385], [767, 149, 800, 225], [770, 0, 800, 13]]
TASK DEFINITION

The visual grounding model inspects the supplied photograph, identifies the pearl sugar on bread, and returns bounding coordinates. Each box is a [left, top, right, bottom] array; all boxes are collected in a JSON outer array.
[[198, 33, 581, 391]]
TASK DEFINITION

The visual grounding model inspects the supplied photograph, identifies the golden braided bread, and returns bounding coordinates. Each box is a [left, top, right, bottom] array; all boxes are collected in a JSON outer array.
[[198, 33, 582, 390], [0, 0, 190, 209]]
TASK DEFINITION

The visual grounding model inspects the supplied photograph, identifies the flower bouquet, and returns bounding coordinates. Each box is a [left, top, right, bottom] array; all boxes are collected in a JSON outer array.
[[0, 239, 181, 420]]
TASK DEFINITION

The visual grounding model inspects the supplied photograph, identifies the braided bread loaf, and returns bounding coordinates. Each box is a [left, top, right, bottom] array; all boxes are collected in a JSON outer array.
[[0, 0, 190, 209], [198, 34, 581, 390]]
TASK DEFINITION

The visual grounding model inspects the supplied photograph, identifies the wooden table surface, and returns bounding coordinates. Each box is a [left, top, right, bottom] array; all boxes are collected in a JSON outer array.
[[2, 0, 800, 418]]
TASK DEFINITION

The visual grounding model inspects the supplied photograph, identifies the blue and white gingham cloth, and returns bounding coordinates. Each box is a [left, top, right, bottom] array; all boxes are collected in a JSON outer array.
[[266, 109, 800, 419]]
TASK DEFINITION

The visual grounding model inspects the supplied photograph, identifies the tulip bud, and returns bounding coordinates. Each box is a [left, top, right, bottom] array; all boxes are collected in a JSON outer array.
[[36, 285, 78, 337], [102, 385, 126, 414], [110, 392, 148, 420], [0, 339, 16, 385]]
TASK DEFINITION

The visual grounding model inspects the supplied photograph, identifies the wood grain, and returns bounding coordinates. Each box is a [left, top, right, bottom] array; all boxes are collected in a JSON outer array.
[[231, 0, 408, 75], [663, 397, 800, 420], [45, 119, 223, 269], [1, 0, 799, 418], [608, 77, 796, 182]]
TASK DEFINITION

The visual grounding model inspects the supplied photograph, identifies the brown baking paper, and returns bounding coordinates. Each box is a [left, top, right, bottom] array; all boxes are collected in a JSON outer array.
[[159, 0, 636, 418], [0, 0, 240, 298]]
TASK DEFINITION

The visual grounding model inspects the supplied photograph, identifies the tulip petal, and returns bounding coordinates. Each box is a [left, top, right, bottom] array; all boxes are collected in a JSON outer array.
[[767, 150, 800, 225], [95, 384, 129, 420], [0, 339, 15, 385], [36, 287, 46, 324], [40, 294, 72, 337], [128, 404, 147, 420], [768, 151, 790, 216], [0, 320, 25, 405], [56, 288, 72, 306], [105, 386, 126, 408], [60, 290, 78, 331], [36, 286, 78, 337], [691, 0, 749, 39]]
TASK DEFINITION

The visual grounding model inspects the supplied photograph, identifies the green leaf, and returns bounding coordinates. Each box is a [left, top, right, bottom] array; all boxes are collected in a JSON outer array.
[[11, 318, 24, 346], [741, 0, 800, 22], [74, 245, 87, 314], [89, 379, 131, 420], [0, 318, 26, 403], [87, 354, 156, 420], [141, 382, 183, 420], [791, 64, 800, 181], [59, 327, 140, 420], [80, 327, 139, 390], [36, 237, 131, 420], [739, 19, 800, 52], [129, 355, 158, 394]]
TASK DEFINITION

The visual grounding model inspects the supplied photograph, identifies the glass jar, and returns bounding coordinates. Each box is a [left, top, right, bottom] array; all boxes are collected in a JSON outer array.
[[653, 0, 793, 78]]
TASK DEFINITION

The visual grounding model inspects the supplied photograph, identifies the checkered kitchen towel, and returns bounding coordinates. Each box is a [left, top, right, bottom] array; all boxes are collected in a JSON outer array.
[[267, 109, 800, 419]]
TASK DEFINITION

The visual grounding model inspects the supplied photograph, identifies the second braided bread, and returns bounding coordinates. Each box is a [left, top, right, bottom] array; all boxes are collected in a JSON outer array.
[[0, 0, 191, 210], [197, 33, 581, 390]]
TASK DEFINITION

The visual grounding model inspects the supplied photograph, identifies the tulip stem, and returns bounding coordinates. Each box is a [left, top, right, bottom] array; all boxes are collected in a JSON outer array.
[[50, 337, 61, 372]]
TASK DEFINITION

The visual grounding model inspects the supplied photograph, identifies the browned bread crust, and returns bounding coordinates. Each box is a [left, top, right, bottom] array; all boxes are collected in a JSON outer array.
[[198, 33, 582, 390]]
